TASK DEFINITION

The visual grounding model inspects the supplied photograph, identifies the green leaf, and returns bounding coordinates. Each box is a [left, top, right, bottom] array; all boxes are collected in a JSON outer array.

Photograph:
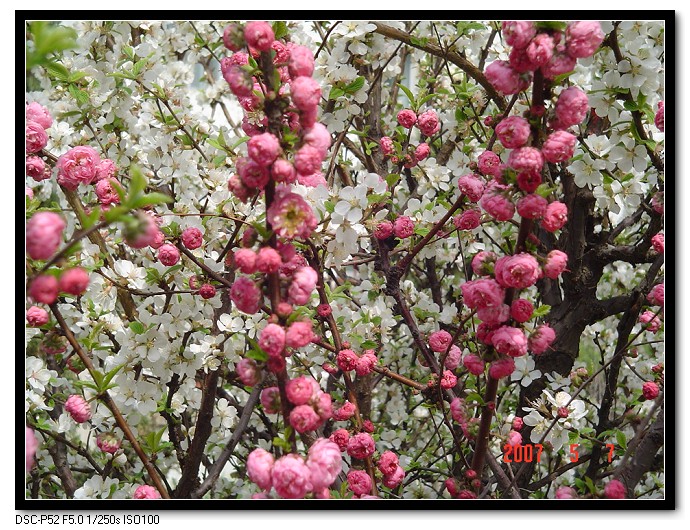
[[161, 264, 183, 279], [27, 22, 77, 70], [272, 21, 289, 40], [101, 364, 125, 390], [623, 100, 638, 112], [535, 21, 567, 32], [532, 304, 551, 318], [132, 192, 173, 208], [127, 165, 147, 199], [67, 84, 89, 106], [535, 183, 558, 198], [44, 61, 70, 81], [82, 206, 101, 229], [328, 87, 345, 100], [410, 36, 428, 47], [103, 205, 128, 223], [129, 321, 146, 335], [616, 430, 627, 451], [397, 83, 416, 107], [245, 349, 268, 363], [344, 76, 364, 94]]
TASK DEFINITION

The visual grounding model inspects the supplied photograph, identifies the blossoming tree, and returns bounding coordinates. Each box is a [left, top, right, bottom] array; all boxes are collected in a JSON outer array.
[[24, 18, 665, 501]]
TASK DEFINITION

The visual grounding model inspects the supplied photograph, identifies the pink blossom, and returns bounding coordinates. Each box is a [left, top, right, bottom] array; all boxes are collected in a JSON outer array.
[[307, 438, 342, 490], [244, 21, 274, 52], [26, 211, 65, 260], [509, 146, 544, 175], [289, 45, 315, 78], [179, 227, 202, 250], [233, 249, 257, 274], [651, 233, 664, 253], [516, 171, 542, 193], [555, 486, 579, 499], [471, 251, 497, 276], [510, 299, 534, 323], [268, 159, 295, 184], [508, 46, 539, 73], [256, 247, 282, 274], [566, 21, 604, 58], [95, 178, 121, 205], [441, 370, 457, 389], [290, 404, 321, 433], [26, 102, 52, 129], [238, 157, 270, 189], [355, 352, 378, 376], [415, 143, 431, 161], [458, 174, 485, 202], [26, 156, 48, 181], [26, 306, 49, 327], [516, 194, 548, 219], [236, 358, 261, 386], [477, 322, 499, 345], [647, 284, 664, 307], [639, 311, 661, 332], [133, 485, 161, 499], [642, 381, 660, 400], [199, 283, 216, 299], [267, 190, 318, 240], [287, 266, 318, 305], [417, 109, 440, 136], [477, 150, 502, 177], [496, 116, 531, 149], [377, 451, 399, 476], [347, 470, 372, 496], [512, 417, 524, 431], [429, 330, 453, 353], [26, 427, 38, 470], [312, 391, 333, 421], [296, 171, 327, 187], [463, 354, 485, 376], [485, 60, 530, 96], [26, 121, 48, 154], [65, 394, 91, 423], [333, 401, 356, 421], [397, 109, 417, 128], [542, 131, 577, 163], [56, 146, 101, 189], [317, 303, 332, 317], [502, 21, 536, 49], [294, 144, 324, 175], [157, 244, 180, 267], [337, 349, 358, 372], [247, 448, 275, 491], [393, 216, 415, 238], [380, 136, 394, 156], [374, 220, 394, 240], [445, 345, 462, 370], [259, 323, 286, 357], [492, 326, 528, 357], [29, 275, 59, 305], [247, 133, 281, 167], [542, 50, 577, 79], [260, 387, 281, 414], [480, 181, 515, 221], [541, 201, 568, 232], [272, 454, 313, 499], [95, 159, 117, 181], [506, 430, 522, 446], [489, 357, 516, 379], [227, 174, 251, 202], [476, 304, 510, 325], [290, 76, 322, 111], [529, 324, 556, 354], [460, 279, 505, 309], [450, 397, 468, 424], [286, 375, 317, 406], [604, 479, 626, 499], [494, 253, 541, 289], [330, 428, 350, 451], [454, 209, 481, 230], [96, 432, 121, 454], [655, 101, 664, 132], [554, 87, 589, 129], [544, 250, 568, 279], [230, 277, 262, 314], [285, 321, 315, 349], [382, 465, 405, 488], [59, 267, 90, 296], [222, 23, 245, 51], [526, 33, 554, 67], [303, 123, 331, 155]]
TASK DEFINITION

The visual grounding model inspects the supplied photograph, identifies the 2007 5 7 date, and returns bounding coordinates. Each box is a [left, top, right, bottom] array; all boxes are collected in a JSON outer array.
[[503, 443, 617, 463]]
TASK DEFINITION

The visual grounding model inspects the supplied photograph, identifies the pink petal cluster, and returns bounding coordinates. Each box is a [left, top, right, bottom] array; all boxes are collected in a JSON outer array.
[[492, 326, 528, 357], [485, 60, 530, 95], [26, 121, 48, 154], [244, 21, 274, 52], [510, 299, 534, 323], [393, 216, 415, 238], [453, 209, 481, 230], [655, 101, 664, 132], [529, 324, 556, 354], [496, 116, 531, 149], [647, 284, 664, 307], [555, 486, 578, 499], [133, 485, 161, 499], [56, 146, 101, 189], [651, 233, 664, 253], [480, 182, 515, 221], [157, 244, 180, 267], [489, 357, 516, 379], [639, 310, 661, 332], [307, 438, 342, 490], [516, 194, 548, 219], [181, 227, 203, 250], [272, 454, 313, 499], [287, 266, 318, 305], [542, 131, 577, 163], [26, 102, 53, 129], [247, 448, 275, 491], [26, 156, 49, 181], [397, 109, 417, 128], [347, 470, 373, 496], [477, 150, 502, 177], [565, 21, 604, 58], [463, 353, 485, 375], [502, 21, 536, 49], [429, 330, 453, 353], [59, 267, 90, 296], [494, 253, 541, 289], [26, 212, 65, 260], [260, 387, 281, 414], [26, 306, 50, 327], [267, 190, 318, 240], [457, 174, 485, 202], [461, 279, 505, 309], [95, 178, 121, 205], [236, 358, 261, 386], [604, 479, 626, 499], [642, 381, 660, 400], [26, 427, 38, 471], [541, 201, 568, 232], [471, 251, 497, 276], [29, 275, 59, 305], [417, 109, 440, 136], [64, 394, 91, 423], [544, 250, 568, 279], [230, 277, 262, 314], [554, 87, 589, 129], [96, 432, 121, 454]]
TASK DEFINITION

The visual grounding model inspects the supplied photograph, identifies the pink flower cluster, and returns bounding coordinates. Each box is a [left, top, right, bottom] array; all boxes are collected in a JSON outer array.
[[246, 438, 342, 498], [336, 348, 379, 376], [380, 108, 441, 168], [377, 450, 406, 489], [64, 394, 91, 423], [286, 375, 333, 433]]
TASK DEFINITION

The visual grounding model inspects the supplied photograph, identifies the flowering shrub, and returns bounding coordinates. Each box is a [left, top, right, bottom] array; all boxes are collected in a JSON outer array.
[[24, 18, 665, 503]]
